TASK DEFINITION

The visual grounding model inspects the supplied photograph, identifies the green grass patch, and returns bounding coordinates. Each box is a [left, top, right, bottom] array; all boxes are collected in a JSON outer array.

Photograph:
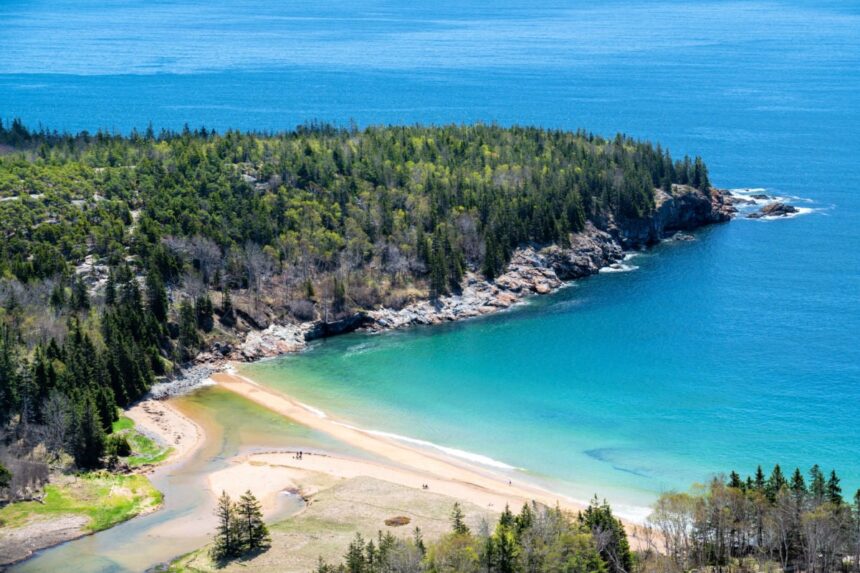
[[112, 415, 135, 432], [112, 415, 173, 467], [0, 472, 162, 532]]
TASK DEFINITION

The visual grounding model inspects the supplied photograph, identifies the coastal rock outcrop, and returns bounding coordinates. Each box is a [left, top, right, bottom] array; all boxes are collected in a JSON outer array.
[[747, 202, 798, 219], [610, 186, 735, 248], [235, 186, 736, 357], [239, 323, 309, 360]]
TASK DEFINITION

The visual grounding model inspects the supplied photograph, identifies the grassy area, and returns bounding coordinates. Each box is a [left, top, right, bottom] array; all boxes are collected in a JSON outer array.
[[168, 476, 494, 573], [0, 471, 162, 532], [112, 415, 173, 467]]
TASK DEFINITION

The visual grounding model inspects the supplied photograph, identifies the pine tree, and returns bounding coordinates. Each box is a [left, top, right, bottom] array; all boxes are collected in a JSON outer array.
[[753, 465, 766, 492], [826, 470, 843, 506], [413, 527, 426, 557], [344, 532, 367, 573], [810, 465, 826, 502], [211, 491, 240, 561], [728, 470, 743, 489], [70, 276, 90, 311], [451, 502, 470, 535], [68, 394, 105, 469], [220, 288, 236, 327], [0, 462, 10, 489], [578, 496, 633, 573], [178, 300, 199, 360], [237, 490, 270, 552], [195, 294, 214, 332], [146, 269, 168, 322], [767, 464, 787, 501], [105, 270, 117, 306]]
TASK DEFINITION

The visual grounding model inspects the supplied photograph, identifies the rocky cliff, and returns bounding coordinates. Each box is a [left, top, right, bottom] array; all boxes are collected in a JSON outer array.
[[230, 186, 735, 360]]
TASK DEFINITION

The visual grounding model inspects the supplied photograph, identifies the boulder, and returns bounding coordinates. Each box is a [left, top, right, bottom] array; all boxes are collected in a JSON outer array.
[[747, 202, 799, 219]]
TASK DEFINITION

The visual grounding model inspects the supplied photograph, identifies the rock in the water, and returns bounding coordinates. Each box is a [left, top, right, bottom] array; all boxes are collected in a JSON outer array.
[[747, 202, 799, 219]]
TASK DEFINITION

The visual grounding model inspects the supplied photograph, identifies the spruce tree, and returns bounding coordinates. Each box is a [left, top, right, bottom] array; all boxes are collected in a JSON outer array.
[[220, 288, 236, 327], [69, 395, 105, 469], [211, 491, 239, 561], [810, 465, 826, 502], [146, 269, 168, 322], [195, 294, 214, 332], [237, 490, 270, 552], [178, 300, 199, 360], [105, 270, 117, 306], [451, 502, 470, 535], [826, 470, 843, 506], [0, 462, 10, 489], [578, 496, 633, 573]]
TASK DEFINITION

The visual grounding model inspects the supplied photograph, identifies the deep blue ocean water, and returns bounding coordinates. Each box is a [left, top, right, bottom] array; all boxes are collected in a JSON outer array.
[[3, 0, 859, 560]]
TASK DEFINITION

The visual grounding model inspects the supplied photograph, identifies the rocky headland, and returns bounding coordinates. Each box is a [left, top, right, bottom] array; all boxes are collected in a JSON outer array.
[[221, 185, 735, 364]]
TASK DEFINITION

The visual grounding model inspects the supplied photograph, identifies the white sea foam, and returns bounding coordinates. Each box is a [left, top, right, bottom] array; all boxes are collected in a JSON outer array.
[[298, 402, 327, 418], [754, 206, 815, 220], [599, 263, 638, 273], [332, 421, 517, 470], [612, 503, 654, 524], [729, 187, 767, 194]]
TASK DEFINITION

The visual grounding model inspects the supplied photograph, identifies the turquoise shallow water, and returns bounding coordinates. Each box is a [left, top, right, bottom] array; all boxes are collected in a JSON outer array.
[[2, 0, 860, 568]]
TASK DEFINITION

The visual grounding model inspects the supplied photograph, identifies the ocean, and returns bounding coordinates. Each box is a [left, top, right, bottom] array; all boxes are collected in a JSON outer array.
[[3, 0, 859, 567]]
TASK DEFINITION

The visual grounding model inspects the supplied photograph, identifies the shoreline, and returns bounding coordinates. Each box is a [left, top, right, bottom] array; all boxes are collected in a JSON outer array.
[[211, 369, 586, 515]]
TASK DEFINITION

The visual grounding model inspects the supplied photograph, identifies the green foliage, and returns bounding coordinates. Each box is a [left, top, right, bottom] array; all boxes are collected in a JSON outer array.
[[0, 462, 10, 489], [578, 496, 632, 573], [647, 464, 860, 573], [318, 502, 618, 573], [0, 122, 698, 287], [0, 121, 713, 474], [211, 490, 270, 562], [450, 502, 469, 535], [0, 472, 161, 532]]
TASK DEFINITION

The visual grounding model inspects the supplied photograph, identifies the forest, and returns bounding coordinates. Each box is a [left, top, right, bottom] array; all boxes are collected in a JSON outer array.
[[0, 119, 711, 486], [315, 498, 632, 573], [314, 466, 860, 573]]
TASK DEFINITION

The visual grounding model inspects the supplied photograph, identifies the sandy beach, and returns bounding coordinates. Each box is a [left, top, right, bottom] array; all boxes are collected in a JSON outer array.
[[210, 369, 586, 515], [125, 397, 204, 464]]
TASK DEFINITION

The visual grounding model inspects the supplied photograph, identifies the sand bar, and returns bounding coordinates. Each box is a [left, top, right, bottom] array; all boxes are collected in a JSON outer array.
[[211, 370, 585, 515]]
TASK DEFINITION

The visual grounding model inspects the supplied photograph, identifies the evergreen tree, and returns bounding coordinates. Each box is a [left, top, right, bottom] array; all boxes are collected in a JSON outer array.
[[0, 326, 20, 425], [68, 394, 105, 469], [345, 533, 367, 573], [178, 300, 199, 360], [451, 502, 470, 535], [826, 470, 843, 506], [220, 288, 236, 327], [728, 470, 743, 489], [146, 269, 168, 322], [70, 276, 90, 311], [211, 491, 240, 561], [195, 294, 214, 332], [810, 464, 826, 502], [767, 464, 787, 501], [105, 270, 117, 306], [237, 490, 270, 551], [413, 527, 426, 557], [0, 462, 10, 490], [578, 496, 633, 573]]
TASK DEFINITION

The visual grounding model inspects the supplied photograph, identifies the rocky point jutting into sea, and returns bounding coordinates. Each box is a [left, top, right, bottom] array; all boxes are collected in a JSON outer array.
[[215, 184, 736, 366]]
